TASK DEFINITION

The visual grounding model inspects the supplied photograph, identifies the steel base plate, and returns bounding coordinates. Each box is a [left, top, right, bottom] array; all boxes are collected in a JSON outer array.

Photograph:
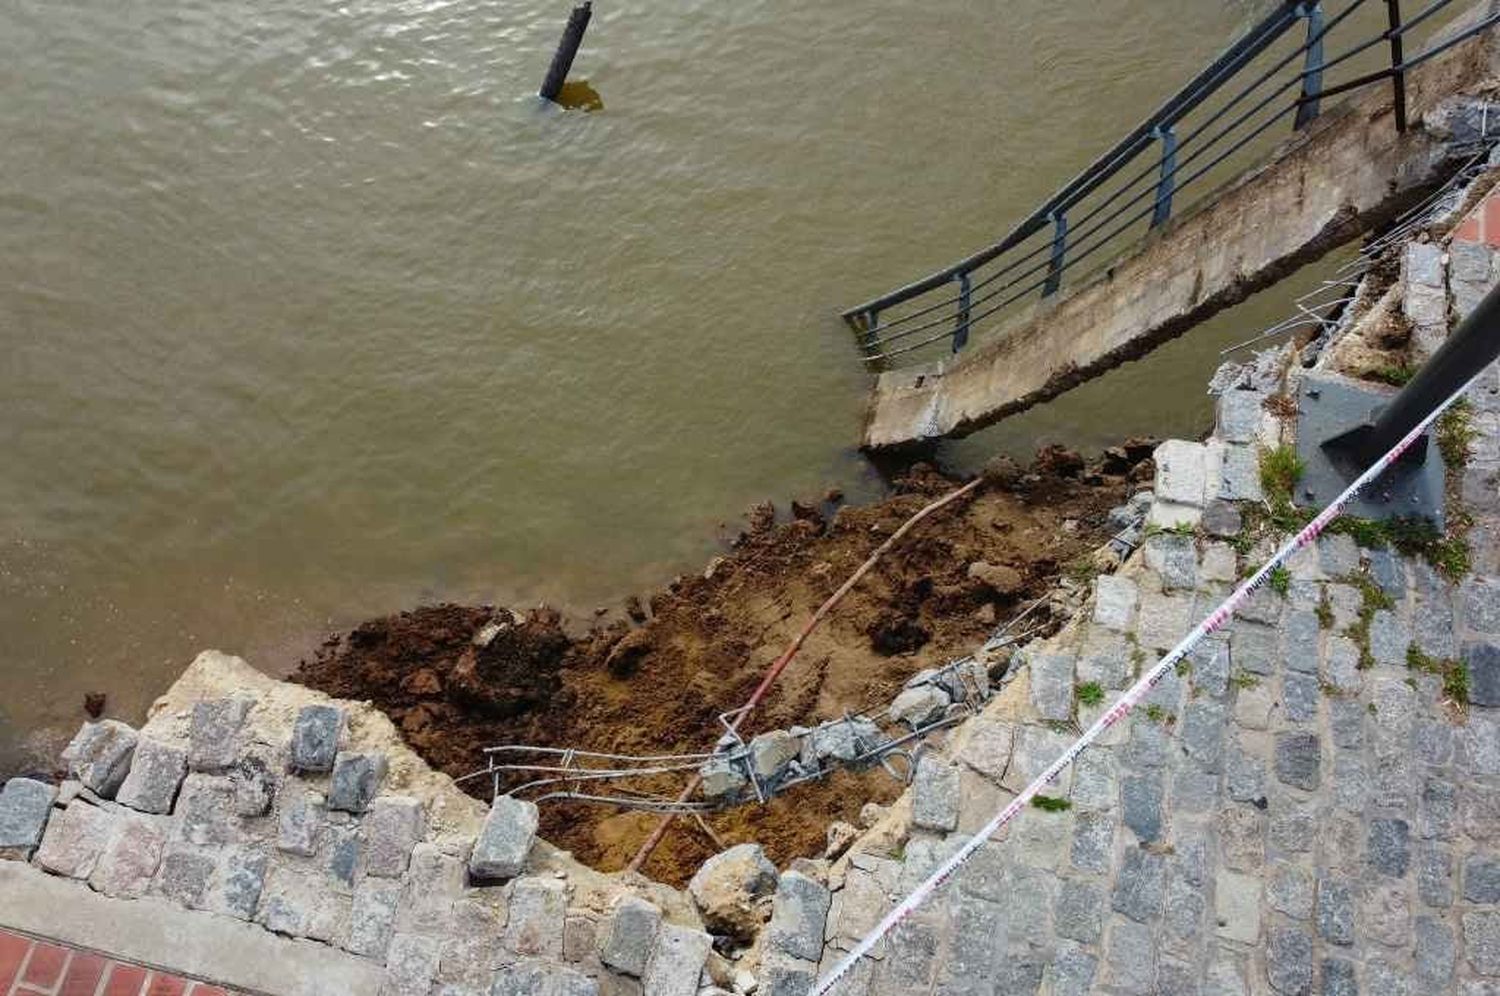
[[1293, 372, 1446, 529]]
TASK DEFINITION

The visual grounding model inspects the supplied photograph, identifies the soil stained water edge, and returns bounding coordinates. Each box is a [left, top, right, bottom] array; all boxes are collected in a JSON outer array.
[[2, 0, 1285, 772]]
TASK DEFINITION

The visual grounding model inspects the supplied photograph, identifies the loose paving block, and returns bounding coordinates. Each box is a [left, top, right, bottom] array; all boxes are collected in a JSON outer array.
[[1093, 575, 1139, 631], [1154, 440, 1209, 506], [504, 877, 567, 960], [116, 738, 188, 815], [1028, 652, 1075, 721], [62, 721, 138, 798], [469, 794, 537, 880], [400, 843, 466, 934], [958, 716, 1014, 782], [347, 877, 402, 959], [322, 823, 363, 890], [289, 704, 344, 774], [172, 774, 238, 846], [256, 862, 352, 944], [1274, 732, 1321, 791], [34, 801, 115, 880], [766, 871, 831, 962], [910, 755, 960, 832], [153, 843, 215, 908], [188, 697, 251, 772], [641, 923, 713, 996], [383, 932, 441, 996], [207, 844, 268, 921], [366, 796, 426, 878], [276, 784, 324, 857], [327, 751, 387, 814], [232, 754, 276, 818], [0, 778, 57, 859], [88, 810, 167, 898], [598, 896, 661, 977]]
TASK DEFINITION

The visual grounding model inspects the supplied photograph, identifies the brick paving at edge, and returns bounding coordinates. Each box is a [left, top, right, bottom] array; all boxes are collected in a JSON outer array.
[[0, 929, 234, 996]]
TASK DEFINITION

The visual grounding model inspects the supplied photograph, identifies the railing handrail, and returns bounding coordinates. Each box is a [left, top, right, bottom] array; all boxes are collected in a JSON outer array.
[[841, 0, 1307, 321], [842, 0, 1497, 370]]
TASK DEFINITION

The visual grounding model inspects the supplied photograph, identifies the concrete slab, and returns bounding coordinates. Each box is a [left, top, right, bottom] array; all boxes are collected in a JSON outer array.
[[0, 862, 384, 996], [860, 11, 1500, 449]]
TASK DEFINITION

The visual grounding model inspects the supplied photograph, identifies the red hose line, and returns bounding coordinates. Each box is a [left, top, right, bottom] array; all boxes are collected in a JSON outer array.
[[624, 477, 984, 875]]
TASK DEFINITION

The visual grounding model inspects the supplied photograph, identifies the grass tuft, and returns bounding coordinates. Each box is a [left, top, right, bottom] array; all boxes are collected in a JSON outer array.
[[1438, 399, 1477, 470], [1076, 681, 1105, 708]]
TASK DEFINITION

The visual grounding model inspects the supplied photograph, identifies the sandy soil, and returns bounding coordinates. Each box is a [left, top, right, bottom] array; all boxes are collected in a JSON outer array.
[[294, 455, 1147, 885]]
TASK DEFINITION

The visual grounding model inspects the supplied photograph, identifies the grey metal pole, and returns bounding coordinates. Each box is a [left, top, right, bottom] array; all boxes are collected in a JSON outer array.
[[539, 2, 592, 103], [1338, 279, 1500, 467]]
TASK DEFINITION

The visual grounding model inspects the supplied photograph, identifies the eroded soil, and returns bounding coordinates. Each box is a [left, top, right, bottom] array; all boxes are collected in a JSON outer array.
[[294, 458, 1144, 885]]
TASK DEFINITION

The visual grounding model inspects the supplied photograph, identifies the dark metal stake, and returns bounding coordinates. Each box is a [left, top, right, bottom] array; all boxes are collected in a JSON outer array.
[[1386, 0, 1408, 133], [1294, 3, 1325, 131], [1151, 125, 1178, 228], [1326, 280, 1500, 470], [953, 272, 972, 352], [1043, 212, 1067, 298], [539, 2, 593, 103]]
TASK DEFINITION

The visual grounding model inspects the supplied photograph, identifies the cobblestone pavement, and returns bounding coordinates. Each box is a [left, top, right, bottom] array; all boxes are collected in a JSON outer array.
[[793, 178, 1500, 993]]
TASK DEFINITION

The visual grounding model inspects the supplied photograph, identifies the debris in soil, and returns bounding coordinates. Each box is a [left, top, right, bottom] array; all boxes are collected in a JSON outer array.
[[83, 693, 106, 719], [294, 452, 1143, 886]]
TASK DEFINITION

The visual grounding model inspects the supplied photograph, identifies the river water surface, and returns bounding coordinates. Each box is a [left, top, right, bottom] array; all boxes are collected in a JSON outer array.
[[2, 0, 1310, 771]]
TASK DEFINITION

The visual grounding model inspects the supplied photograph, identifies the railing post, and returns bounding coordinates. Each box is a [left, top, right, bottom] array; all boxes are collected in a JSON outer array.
[[1150, 125, 1178, 229], [539, 2, 593, 103], [1386, 0, 1408, 133], [861, 309, 881, 355], [1044, 212, 1068, 298], [1295, 3, 1325, 130], [953, 272, 972, 352]]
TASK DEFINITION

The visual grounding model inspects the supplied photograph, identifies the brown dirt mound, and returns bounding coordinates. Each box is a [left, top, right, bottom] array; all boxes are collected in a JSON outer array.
[[294, 460, 1142, 885]]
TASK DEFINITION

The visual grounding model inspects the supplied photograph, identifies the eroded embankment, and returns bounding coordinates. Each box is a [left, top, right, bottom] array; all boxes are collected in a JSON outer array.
[[294, 454, 1151, 885]]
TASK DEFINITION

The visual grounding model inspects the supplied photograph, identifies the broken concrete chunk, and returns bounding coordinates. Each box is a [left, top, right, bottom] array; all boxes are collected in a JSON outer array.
[[116, 738, 188, 815], [748, 731, 802, 782], [289, 704, 344, 773], [810, 717, 886, 763], [327, 751, 388, 814], [0, 778, 57, 860], [699, 755, 749, 800], [188, 696, 252, 772], [62, 720, 138, 798], [598, 895, 663, 977], [469, 794, 538, 881], [888, 684, 951, 728], [688, 843, 778, 942]]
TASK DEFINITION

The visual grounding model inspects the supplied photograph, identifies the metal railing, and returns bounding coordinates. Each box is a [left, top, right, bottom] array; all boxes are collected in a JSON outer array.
[[844, 0, 1497, 369]]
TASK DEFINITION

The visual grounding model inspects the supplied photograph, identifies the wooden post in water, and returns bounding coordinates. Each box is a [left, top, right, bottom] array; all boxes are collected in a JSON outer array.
[[539, 2, 592, 103]]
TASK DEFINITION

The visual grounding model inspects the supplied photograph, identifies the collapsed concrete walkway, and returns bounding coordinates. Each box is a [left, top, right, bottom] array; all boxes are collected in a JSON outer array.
[[862, 5, 1500, 451]]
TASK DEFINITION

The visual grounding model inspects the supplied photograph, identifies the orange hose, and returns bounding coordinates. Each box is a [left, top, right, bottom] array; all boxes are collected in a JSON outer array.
[[624, 477, 983, 875]]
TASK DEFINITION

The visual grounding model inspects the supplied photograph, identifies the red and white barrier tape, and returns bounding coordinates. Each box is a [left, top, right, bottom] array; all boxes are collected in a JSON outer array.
[[811, 367, 1486, 995]]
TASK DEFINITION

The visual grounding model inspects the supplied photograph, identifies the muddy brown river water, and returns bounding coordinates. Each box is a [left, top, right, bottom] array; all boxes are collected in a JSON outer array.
[[1, 0, 1348, 772]]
